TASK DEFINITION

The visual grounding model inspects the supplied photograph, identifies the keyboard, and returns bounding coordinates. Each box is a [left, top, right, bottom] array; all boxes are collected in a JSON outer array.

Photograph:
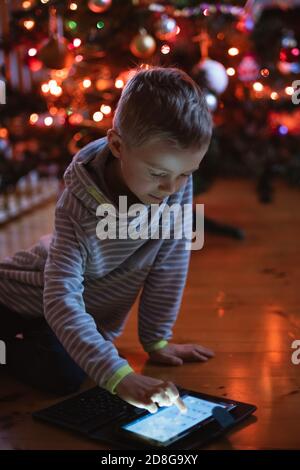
[[33, 386, 145, 432]]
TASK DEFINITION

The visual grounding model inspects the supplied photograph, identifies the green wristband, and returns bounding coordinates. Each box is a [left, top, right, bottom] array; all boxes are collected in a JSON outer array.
[[105, 364, 135, 395], [144, 339, 168, 353]]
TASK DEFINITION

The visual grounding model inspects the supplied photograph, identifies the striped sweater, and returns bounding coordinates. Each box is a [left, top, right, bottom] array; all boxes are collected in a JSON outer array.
[[0, 137, 193, 394]]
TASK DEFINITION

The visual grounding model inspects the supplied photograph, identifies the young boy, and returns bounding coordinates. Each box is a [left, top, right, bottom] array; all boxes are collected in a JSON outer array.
[[0, 66, 213, 414]]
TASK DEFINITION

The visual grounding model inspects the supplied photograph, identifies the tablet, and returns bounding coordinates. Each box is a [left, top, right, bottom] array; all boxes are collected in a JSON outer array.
[[118, 393, 236, 448], [32, 385, 256, 450]]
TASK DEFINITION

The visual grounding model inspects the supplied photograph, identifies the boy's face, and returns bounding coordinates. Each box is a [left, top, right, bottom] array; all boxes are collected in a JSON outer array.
[[107, 129, 208, 205]]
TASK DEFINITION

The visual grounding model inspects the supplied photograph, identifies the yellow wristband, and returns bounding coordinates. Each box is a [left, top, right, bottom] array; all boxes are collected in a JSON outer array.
[[105, 364, 135, 395], [144, 339, 168, 353]]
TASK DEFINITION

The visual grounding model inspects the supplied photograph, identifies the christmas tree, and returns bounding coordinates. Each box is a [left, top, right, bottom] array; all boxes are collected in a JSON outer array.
[[0, 0, 300, 224]]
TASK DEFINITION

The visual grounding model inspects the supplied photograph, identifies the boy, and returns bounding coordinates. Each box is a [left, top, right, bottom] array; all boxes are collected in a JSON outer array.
[[0, 66, 213, 414]]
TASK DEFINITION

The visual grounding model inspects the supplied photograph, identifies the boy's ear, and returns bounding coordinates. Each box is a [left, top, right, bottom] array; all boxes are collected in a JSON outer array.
[[107, 128, 123, 159]]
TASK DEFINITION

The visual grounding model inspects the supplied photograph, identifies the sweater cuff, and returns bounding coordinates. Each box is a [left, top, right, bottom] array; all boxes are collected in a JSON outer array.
[[143, 339, 169, 353], [105, 364, 135, 395]]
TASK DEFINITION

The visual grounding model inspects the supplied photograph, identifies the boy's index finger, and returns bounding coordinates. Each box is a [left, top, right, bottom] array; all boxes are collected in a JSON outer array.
[[163, 382, 187, 413], [174, 396, 188, 413]]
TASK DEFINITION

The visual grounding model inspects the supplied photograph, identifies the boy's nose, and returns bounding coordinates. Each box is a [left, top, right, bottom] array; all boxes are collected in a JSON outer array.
[[158, 180, 177, 196]]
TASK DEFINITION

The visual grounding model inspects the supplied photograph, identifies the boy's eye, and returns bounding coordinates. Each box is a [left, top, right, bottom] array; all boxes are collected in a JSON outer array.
[[150, 172, 190, 178], [150, 172, 167, 178]]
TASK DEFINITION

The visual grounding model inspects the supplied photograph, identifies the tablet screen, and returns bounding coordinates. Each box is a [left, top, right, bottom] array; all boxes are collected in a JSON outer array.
[[121, 395, 234, 446]]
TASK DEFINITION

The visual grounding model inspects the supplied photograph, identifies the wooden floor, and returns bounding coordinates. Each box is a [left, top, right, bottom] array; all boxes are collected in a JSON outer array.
[[0, 178, 300, 450]]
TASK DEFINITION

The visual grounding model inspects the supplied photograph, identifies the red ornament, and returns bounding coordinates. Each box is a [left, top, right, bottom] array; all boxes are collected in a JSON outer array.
[[238, 53, 259, 82], [88, 0, 112, 13]]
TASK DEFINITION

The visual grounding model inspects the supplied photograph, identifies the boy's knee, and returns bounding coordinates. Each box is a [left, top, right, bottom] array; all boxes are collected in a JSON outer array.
[[43, 350, 87, 396], [6, 336, 87, 396], [27, 360, 87, 396]]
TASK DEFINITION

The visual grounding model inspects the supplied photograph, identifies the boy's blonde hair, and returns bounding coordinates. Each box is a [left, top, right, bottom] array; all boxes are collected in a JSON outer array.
[[113, 66, 213, 151]]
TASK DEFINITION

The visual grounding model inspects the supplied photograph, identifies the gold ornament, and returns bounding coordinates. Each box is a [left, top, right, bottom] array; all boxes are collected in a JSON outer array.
[[37, 37, 73, 70], [37, 6, 74, 70], [130, 28, 156, 58]]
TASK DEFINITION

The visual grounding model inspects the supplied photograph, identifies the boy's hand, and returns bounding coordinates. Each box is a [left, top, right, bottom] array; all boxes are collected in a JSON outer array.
[[115, 372, 187, 414], [148, 343, 215, 366]]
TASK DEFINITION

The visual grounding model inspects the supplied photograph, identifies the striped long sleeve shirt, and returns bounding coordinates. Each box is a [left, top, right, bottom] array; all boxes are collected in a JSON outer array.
[[0, 137, 193, 394]]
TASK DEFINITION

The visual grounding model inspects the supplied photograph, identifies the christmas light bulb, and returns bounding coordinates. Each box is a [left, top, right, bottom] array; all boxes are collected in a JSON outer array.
[[69, 113, 83, 125], [161, 44, 170, 54], [23, 19, 35, 30], [228, 47, 239, 56], [291, 48, 300, 56], [93, 111, 103, 122], [67, 20, 77, 30], [22, 1, 32, 9], [0, 128, 8, 138], [100, 105, 111, 115], [285, 86, 294, 95], [29, 114, 39, 124], [51, 86, 62, 97], [226, 67, 235, 76], [83, 79, 92, 88], [260, 68, 270, 77], [115, 79, 124, 89], [279, 125, 288, 135], [253, 82, 263, 92], [41, 83, 50, 93], [73, 38, 81, 47], [270, 92, 279, 100], [44, 116, 53, 126], [28, 48, 37, 56]]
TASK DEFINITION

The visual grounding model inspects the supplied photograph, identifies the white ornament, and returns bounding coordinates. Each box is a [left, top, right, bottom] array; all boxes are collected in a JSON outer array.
[[199, 59, 228, 95]]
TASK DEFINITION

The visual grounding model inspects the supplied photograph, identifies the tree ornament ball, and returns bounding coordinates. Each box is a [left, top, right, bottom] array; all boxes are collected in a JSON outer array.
[[155, 15, 177, 41], [238, 53, 259, 82], [205, 92, 218, 112], [37, 37, 73, 70], [197, 59, 228, 95], [130, 31, 156, 58], [88, 0, 112, 13]]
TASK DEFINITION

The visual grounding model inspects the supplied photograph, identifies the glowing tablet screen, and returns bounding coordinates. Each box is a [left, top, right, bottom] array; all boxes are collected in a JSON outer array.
[[122, 395, 232, 444]]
